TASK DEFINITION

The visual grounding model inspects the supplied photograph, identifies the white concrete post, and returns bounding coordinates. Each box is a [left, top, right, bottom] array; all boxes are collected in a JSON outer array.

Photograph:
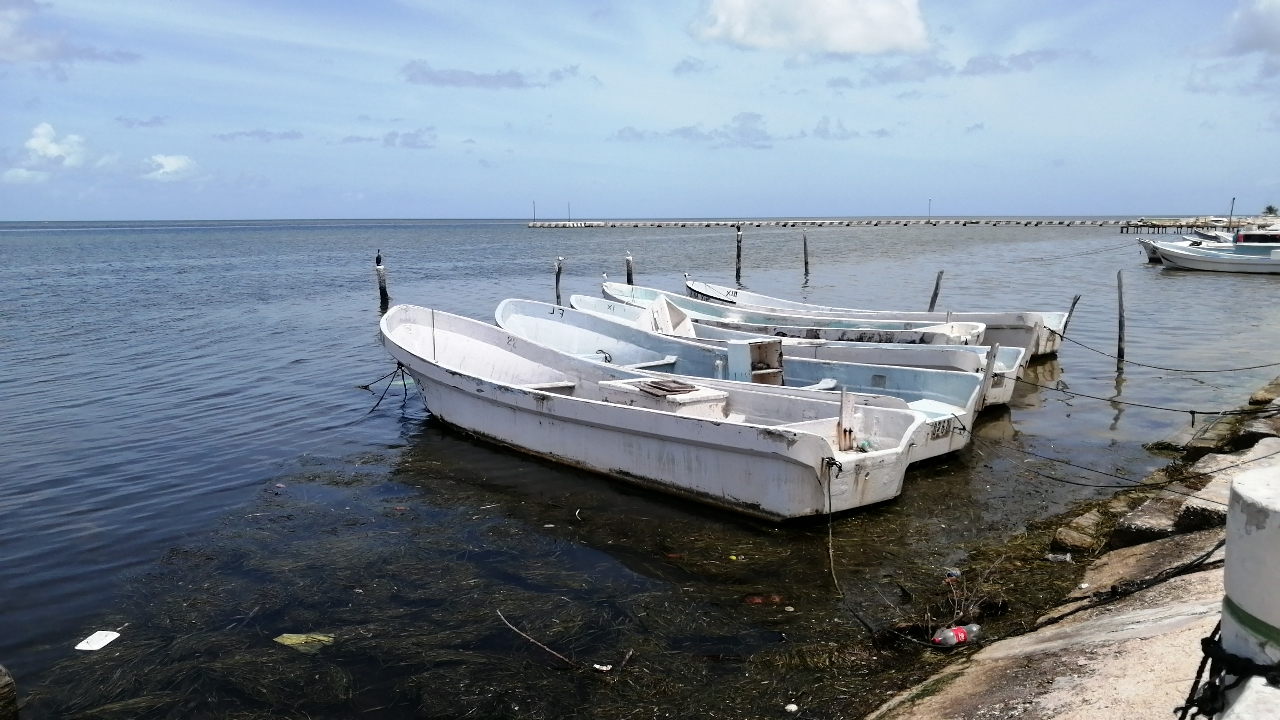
[[1220, 463, 1280, 717]]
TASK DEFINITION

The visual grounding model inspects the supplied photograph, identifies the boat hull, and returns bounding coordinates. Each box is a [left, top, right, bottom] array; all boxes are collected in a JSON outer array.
[[1155, 245, 1280, 274], [380, 306, 920, 520], [683, 281, 1061, 356]]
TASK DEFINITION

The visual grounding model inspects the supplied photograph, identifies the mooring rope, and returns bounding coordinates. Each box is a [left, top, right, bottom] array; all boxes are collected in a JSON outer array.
[[364, 362, 406, 415], [1011, 242, 1138, 263], [1014, 377, 1280, 420], [1049, 330, 1280, 373]]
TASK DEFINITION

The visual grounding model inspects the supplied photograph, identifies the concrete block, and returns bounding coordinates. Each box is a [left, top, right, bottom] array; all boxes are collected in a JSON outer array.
[[1066, 528, 1224, 601], [1247, 375, 1280, 405], [1238, 401, 1280, 446], [1111, 484, 1191, 548], [1176, 438, 1280, 533], [1052, 526, 1097, 553]]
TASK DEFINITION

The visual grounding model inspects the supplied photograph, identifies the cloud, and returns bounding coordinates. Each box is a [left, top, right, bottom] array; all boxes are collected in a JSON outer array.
[[115, 115, 165, 128], [826, 76, 855, 88], [812, 116, 859, 140], [861, 55, 953, 85], [400, 61, 580, 89], [1, 167, 49, 184], [142, 154, 197, 181], [213, 129, 303, 142], [1189, 1, 1280, 93], [960, 49, 1087, 76], [24, 122, 85, 166], [895, 89, 922, 99], [341, 135, 377, 144], [619, 113, 776, 149], [0, 0, 139, 76], [612, 126, 658, 142], [673, 56, 714, 75], [965, 122, 985, 133], [693, 0, 929, 55], [868, 128, 892, 138], [383, 128, 436, 149]]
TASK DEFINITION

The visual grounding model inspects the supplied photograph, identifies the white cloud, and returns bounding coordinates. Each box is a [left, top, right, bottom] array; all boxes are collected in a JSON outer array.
[[143, 154, 198, 181], [24, 122, 85, 166], [0, 0, 139, 74], [1, 167, 49, 184], [1225, 0, 1280, 57], [693, 0, 928, 55]]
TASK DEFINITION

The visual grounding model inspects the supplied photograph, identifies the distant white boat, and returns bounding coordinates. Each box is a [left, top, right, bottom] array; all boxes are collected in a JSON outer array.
[[601, 283, 987, 346], [1154, 243, 1280, 274], [568, 294, 1023, 407], [380, 304, 926, 520], [498, 299, 990, 461], [683, 280, 1063, 357]]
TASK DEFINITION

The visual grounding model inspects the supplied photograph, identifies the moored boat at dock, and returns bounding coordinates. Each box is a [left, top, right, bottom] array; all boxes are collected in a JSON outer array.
[[683, 280, 1062, 357], [601, 282, 987, 346], [497, 299, 987, 461], [379, 304, 926, 520]]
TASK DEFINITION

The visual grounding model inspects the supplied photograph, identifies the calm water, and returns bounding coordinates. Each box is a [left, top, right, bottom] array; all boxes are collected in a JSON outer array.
[[3, 219, 1279, 716]]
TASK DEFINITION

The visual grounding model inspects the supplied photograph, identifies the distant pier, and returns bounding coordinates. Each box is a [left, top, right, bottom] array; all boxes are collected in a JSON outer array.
[[528, 216, 1275, 233], [527, 218, 1125, 229]]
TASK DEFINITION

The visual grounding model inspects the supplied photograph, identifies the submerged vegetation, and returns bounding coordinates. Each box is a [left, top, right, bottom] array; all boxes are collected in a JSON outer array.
[[25, 412, 1096, 719]]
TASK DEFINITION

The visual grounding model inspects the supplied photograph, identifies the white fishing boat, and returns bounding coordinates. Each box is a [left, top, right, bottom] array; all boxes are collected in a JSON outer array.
[[1153, 243, 1280, 274], [682, 280, 1063, 357], [568, 294, 1023, 406], [497, 299, 988, 461], [1139, 231, 1239, 262], [379, 305, 925, 520], [600, 283, 987, 346]]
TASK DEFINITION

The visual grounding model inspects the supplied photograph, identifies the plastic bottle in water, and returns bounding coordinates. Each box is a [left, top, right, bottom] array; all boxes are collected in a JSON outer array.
[[931, 624, 981, 646]]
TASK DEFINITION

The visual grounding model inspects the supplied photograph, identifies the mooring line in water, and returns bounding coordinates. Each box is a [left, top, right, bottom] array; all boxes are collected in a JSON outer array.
[[365, 362, 406, 415], [1014, 377, 1280, 420], [1011, 242, 1137, 263], [1049, 330, 1280, 373], [971, 436, 1280, 506]]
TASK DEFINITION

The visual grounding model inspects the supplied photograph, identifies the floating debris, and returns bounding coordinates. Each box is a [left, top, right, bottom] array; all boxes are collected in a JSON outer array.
[[272, 633, 334, 655]]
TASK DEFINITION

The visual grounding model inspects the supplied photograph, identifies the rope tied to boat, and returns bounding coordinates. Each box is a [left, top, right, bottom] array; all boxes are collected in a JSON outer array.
[[821, 457, 844, 599], [1014, 377, 1280, 421], [363, 362, 408, 415], [1048, 328, 1280, 373], [1177, 621, 1280, 719]]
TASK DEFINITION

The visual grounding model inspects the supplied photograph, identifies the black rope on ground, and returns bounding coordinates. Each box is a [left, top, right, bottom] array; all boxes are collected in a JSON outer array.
[[1040, 540, 1225, 632], [1015, 377, 1280, 418], [1177, 621, 1280, 719], [1049, 329, 1280, 373]]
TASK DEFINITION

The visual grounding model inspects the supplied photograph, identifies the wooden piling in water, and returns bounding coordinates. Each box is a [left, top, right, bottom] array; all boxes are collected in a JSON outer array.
[[375, 255, 389, 312], [802, 232, 809, 276], [735, 224, 743, 282], [0, 664, 16, 720], [1062, 293, 1083, 336], [1116, 271, 1126, 363], [625, 253, 634, 285], [927, 271, 944, 312], [554, 257, 564, 306]]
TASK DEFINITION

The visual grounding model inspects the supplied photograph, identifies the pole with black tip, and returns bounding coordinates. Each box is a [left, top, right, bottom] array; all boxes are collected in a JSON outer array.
[[927, 271, 944, 312], [802, 232, 810, 277], [625, 252, 634, 285], [554, 257, 564, 306], [375, 250, 389, 312], [735, 223, 743, 282]]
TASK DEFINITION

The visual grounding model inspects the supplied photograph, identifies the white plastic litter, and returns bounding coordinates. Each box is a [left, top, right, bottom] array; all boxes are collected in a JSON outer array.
[[75, 631, 120, 651], [785, 703, 799, 713]]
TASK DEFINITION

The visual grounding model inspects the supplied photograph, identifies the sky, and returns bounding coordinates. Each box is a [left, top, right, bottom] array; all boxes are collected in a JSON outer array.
[[1, 0, 1278, 220]]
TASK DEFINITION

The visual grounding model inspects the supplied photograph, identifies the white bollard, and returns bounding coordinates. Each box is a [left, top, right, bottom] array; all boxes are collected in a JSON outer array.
[[1220, 463, 1280, 717]]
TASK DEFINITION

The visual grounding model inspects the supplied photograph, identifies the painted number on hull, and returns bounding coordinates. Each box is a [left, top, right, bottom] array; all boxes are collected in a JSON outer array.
[[929, 418, 953, 440]]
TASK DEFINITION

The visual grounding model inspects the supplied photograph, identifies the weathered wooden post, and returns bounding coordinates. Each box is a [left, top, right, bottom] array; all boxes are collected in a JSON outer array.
[[375, 250, 389, 312], [0, 663, 15, 720], [1116, 271, 1125, 364], [625, 252, 634, 285], [735, 223, 743, 282], [554, 257, 564, 306], [927, 271, 944, 312], [802, 232, 810, 276], [1061, 293, 1083, 336]]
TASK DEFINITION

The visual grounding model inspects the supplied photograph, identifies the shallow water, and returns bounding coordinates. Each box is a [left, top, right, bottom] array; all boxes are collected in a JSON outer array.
[[3, 219, 1279, 717]]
